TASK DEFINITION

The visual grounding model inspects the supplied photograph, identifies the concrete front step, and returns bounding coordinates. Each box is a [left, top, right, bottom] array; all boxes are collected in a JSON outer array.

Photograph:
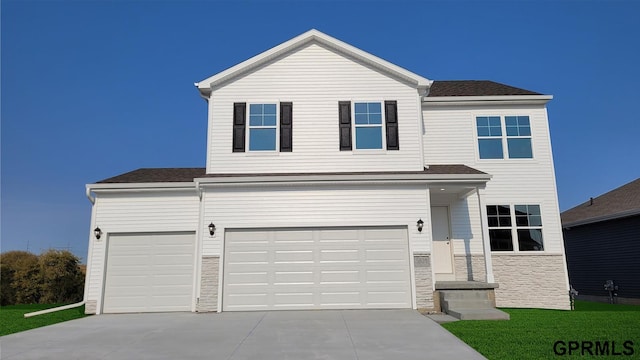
[[446, 308, 510, 321], [440, 290, 492, 300], [443, 299, 494, 310]]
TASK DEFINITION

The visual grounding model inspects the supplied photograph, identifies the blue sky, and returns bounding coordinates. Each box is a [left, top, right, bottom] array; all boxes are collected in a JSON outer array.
[[2, 1, 639, 261]]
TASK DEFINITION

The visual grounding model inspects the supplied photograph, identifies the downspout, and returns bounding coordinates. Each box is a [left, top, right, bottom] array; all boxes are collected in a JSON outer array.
[[24, 301, 85, 318], [25, 185, 93, 317], [86, 186, 95, 204]]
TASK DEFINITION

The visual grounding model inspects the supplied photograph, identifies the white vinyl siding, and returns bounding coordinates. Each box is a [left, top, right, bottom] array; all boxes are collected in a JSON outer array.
[[201, 184, 430, 257], [103, 233, 195, 313], [85, 191, 199, 311], [223, 227, 412, 311], [207, 43, 422, 173], [423, 104, 564, 254]]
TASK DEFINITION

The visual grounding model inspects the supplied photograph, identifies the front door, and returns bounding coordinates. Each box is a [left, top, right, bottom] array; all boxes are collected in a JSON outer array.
[[431, 207, 455, 281]]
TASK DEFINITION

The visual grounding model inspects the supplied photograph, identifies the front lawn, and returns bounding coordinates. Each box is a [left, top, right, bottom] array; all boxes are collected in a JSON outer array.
[[0, 304, 87, 336], [442, 301, 640, 359]]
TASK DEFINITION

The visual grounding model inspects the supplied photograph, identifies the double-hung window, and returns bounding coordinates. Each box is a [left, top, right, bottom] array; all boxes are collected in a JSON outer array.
[[338, 100, 399, 151], [476, 116, 532, 159], [487, 204, 544, 251], [232, 102, 293, 153], [249, 104, 277, 151], [354, 102, 383, 149]]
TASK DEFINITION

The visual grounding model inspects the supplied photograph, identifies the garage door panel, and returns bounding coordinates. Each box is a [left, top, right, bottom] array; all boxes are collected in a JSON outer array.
[[223, 227, 411, 311], [103, 233, 195, 313]]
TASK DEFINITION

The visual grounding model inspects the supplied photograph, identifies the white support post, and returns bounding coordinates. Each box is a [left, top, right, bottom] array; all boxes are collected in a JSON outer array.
[[476, 187, 495, 283]]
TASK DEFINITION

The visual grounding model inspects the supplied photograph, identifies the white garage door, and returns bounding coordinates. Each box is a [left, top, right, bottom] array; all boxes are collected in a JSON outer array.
[[223, 227, 412, 311], [103, 233, 195, 313]]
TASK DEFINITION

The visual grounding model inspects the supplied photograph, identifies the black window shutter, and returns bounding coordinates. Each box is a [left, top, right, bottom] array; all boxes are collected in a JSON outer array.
[[385, 100, 399, 150], [233, 103, 246, 152], [280, 102, 293, 152], [338, 101, 352, 151]]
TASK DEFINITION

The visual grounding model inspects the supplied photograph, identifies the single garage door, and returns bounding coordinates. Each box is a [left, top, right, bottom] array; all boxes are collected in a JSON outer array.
[[223, 227, 412, 311], [103, 233, 195, 313]]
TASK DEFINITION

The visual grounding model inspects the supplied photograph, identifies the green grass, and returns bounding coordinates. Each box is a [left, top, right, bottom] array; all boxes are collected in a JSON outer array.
[[0, 304, 87, 336], [442, 301, 640, 359]]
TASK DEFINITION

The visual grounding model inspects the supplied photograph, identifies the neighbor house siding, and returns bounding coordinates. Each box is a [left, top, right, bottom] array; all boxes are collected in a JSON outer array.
[[85, 191, 199, 311], [563, 215, 640, 300], [200, 184, 431, 257], [207, 43, 423, 174]]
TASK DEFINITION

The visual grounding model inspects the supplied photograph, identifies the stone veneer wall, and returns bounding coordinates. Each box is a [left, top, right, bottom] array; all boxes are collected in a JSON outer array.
[[492, 254, 570, 310], [414, 254, 434, 310], [197, 256, 219, 312], [85, 300, 97, 314], [453, 255, 486, 282]]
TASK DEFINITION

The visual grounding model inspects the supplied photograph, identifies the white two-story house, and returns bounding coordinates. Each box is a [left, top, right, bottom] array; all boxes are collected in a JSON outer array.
[[83, 30, 570, 315]]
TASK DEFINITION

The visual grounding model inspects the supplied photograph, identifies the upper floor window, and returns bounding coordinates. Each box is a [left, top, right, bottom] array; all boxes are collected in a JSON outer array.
[[354, 102, 383, 149], [249, 104, 277, 151], [338, 100, 399, 151], [476, 116, 532, 159], [232, 102, 293, 153], [487, 204, 544, 251]]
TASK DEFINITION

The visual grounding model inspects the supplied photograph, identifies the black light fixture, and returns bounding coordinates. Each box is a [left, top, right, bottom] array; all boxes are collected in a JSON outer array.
[[94, 227, 102, 239], [417, 219, 424, 232], [208, 222, 216, 236]]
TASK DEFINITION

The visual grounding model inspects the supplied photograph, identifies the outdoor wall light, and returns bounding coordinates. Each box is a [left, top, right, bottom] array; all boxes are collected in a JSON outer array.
[[94, 227, 102, 240], [208, 222, 216, 236], [417, 219, 424, 232]]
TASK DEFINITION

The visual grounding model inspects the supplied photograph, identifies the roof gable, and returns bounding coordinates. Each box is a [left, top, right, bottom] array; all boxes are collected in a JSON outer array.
[[561, 178, 640, 227], [196, 29, 431, 96]]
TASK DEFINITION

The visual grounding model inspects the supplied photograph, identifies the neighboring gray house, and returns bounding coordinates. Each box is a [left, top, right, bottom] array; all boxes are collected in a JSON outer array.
[[83, 29, 570, 315], [561, 178, 640, 304]]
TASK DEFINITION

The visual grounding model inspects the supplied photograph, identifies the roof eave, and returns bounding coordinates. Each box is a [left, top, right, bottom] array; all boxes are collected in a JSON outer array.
[[195, 173, 492, 185], [87, 182, 196, 192], [423, 95, 553, 106], [562, 208, 640, 229]]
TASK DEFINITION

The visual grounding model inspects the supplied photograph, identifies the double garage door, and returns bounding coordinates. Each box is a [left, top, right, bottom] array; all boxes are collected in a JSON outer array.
[[223, 227, 412, 311], [103, 233, 195, 313]]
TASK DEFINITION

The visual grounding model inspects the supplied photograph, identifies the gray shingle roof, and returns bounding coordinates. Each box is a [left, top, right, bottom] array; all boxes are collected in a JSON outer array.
[[561, 178, 640, 227], [95, 165, 486, 183], [428, 80, 542, 97], [97, 168, 206, 183]]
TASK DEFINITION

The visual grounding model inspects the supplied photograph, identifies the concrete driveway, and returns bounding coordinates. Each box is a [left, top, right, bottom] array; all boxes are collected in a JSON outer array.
[[1, 310, 485, 360]]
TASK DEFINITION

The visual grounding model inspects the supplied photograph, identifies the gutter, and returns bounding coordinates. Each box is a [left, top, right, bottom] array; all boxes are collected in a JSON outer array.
[[85, 187, 95, 204], [195, 173, 491, 185], [423, 95, 553, 106], [23, 301, 85, 318]]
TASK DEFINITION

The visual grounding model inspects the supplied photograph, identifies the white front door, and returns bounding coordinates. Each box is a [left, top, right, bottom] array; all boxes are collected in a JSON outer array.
[[431, 207, 455, 281], [223, 227, 412, 311]]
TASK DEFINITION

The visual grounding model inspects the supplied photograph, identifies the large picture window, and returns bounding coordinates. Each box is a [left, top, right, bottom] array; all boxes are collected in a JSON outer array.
[[487, 204, 543, 251], [476, 116, 533, 159]]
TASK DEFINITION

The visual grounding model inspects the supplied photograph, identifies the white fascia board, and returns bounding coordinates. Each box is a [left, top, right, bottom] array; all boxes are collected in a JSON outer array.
[[87, 182, 196, 193], [195, 173, 491, 186], [195, 29, 431, 95], [562, 208, 640, 229], [423, 95, 553, 106]]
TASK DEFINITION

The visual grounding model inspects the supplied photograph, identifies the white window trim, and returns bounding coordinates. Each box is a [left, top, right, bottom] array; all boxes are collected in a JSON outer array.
[[475, 115, 534, 160], [351, 100, 386, 151], [487, 204, 545, 253], [247, 101, 280, 153]]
